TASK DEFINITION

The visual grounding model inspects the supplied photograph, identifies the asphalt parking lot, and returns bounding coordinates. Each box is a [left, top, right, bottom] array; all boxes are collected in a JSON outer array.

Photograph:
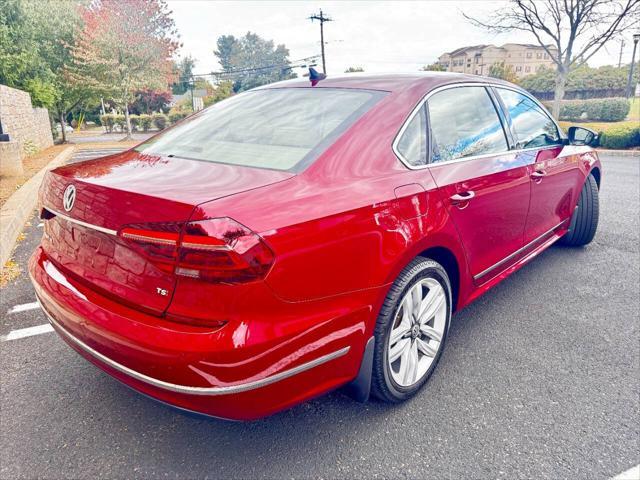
[[1, 153, 638, 479]]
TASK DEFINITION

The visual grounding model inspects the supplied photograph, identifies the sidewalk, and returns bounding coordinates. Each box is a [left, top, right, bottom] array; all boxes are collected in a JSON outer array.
[[67, 131, 154, 144], [596, 148, 639, 157]]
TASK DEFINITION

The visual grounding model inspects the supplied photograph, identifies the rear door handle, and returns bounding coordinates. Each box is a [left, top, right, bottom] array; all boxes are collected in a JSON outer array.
[[531, 170, 547, 179], [450, 191, 475, 207]]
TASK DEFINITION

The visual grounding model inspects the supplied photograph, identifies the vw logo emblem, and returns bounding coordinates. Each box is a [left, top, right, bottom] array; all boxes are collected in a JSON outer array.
[[63, 185, 76, 212]]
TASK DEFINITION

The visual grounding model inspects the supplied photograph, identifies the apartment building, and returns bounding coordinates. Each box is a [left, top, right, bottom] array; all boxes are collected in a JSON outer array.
[[437, 43, 557, 78]]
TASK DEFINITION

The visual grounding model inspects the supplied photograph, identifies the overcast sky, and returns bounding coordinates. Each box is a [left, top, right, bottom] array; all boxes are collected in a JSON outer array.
[[167, 0, 633, 77]]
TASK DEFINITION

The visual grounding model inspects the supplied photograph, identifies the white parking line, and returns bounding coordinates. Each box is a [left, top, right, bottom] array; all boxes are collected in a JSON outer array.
[[0, 324, 54, 342], [7, 302, 40, 314], [612, 465, 640, 480]]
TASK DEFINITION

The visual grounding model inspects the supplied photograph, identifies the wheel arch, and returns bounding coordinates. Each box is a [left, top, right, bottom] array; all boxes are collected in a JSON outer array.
[[590, 166, 601, 189], [418, 246, 461, 312]]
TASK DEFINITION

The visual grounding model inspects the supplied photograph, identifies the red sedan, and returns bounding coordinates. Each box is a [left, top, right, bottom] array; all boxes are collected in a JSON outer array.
[[30, 73, 601, 420]]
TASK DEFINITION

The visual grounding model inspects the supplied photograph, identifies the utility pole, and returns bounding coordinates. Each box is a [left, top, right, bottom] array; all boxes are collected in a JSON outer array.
[[625, 33, 640, 99], [618, 39, 625, 68], [309, 9, 332, 74], [190, 74, 195, 112]]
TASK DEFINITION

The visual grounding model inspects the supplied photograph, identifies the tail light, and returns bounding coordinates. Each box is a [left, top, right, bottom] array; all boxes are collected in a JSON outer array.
[[118, 217, 274, 284], [120, 224, 181, 273]]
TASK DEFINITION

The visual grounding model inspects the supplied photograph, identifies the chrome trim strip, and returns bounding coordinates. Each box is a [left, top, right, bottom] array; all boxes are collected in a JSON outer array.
[[35, 296, 350, 396], [44, 207, 118, 236], [392, 81, 565, 170], [473, 219, 568, 281]]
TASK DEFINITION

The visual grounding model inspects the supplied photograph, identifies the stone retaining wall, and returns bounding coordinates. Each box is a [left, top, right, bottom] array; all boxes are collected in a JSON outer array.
[[0, 84, 54, 176]]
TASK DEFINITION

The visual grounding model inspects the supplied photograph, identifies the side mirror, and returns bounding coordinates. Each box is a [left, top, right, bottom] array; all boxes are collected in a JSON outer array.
[[568, 126, 598, 147]]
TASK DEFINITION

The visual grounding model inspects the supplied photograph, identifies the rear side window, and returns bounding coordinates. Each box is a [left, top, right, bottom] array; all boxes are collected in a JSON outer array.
[[496, 88, 561, 149], [427, 86, 508, 163], [136, 88, 383, 172], [396, 105, 427, 166]]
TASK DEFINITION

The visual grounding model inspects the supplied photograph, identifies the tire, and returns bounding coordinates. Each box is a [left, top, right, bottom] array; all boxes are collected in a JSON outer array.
[[371, 257, 452, 403], [559, 174, 599, 247]]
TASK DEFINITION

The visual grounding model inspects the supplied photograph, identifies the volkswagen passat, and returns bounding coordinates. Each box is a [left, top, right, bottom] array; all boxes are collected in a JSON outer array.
[[30, 73, 601, 420]]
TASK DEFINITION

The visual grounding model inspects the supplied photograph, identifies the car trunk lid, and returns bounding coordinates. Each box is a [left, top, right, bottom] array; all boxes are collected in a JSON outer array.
[[40, 151, 294, 313]]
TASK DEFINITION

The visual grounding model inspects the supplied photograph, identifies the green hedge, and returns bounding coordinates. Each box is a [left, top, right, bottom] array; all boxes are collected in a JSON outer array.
[[558, 98, 630, 122], [100, 112, 184, 132], [168, 111, 188, 124], [138, 114, 152, 132], [598, 125, 640, 149], [129, 114, 140, 131], [152, 113, 168, 130], [100, 114, 115, 133], [113, 114, 126, 131]]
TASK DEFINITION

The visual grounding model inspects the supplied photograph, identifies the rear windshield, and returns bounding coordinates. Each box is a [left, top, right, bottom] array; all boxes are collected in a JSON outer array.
[[136, 87, 383, 172]]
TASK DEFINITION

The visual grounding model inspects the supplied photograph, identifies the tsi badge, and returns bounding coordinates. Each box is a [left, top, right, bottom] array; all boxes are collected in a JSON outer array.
[[63, 184, 76, 212], [156, 287, 169, 297]]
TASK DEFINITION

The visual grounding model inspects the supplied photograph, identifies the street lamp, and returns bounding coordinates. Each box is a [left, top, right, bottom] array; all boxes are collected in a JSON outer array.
[[625, 32, 640, 98]]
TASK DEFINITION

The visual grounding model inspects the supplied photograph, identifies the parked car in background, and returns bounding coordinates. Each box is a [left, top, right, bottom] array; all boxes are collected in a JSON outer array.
[[55, 123, 74, 133], [30, 72, 600, 420]]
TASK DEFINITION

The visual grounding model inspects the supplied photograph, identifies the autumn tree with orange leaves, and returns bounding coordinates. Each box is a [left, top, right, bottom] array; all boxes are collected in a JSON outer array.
[[68, 0, 179, 138]]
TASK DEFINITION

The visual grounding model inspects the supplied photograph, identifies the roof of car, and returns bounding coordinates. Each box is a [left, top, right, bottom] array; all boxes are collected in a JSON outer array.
[[261, 72, 515, 93]]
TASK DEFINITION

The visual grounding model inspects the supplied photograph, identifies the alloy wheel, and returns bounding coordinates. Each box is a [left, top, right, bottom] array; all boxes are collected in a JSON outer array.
[[387, 277, 447, 387]]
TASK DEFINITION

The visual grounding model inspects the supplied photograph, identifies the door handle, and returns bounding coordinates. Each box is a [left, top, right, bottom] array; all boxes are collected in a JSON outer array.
[[450, 191, 475, 207], [531, 170, 547, 180]]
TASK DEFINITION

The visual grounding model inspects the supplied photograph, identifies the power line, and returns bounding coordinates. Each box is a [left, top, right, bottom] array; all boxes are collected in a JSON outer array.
[[188, 55, 320, 81], [308, 9, 332, 74]]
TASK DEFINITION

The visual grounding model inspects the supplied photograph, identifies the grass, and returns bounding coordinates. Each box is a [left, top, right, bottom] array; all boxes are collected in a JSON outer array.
[[558, 120, 638, 133], [627, 97, 639, 121]]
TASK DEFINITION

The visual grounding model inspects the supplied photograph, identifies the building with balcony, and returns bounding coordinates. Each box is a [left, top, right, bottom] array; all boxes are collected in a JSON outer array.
[[437, 43, 557, 78]]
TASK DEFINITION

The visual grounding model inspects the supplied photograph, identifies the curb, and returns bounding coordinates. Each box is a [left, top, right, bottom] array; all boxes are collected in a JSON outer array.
[[0, 145, 76, 268], [596, 149, 639, 157]]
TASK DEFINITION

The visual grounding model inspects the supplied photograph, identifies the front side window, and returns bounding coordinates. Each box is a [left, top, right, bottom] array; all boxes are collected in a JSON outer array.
[[396, 105, 427, 166], [497, 88, 561, 149], [136, 88, 382, 172], [427, 86, 508, 163]]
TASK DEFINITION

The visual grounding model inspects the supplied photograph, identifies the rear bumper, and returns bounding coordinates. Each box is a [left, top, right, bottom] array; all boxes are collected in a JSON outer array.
[[29, 247, 375, 420]]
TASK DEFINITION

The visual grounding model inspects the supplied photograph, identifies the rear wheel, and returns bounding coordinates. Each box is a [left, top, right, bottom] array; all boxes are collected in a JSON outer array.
[[371, 257, 451, 403], [559, 174, 599, 246]]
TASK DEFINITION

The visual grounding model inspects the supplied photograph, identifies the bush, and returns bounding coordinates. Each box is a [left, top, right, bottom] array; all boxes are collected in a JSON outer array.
[[599, 125, 640, 149], [559, 98, 630, 122], [129, 114, 140, 132], [152, 113, 168, 130], [113, 114, 126, 132], [100, 114, 116, 133], [138, 114, 152, 132], [168, 110, 188, 124]]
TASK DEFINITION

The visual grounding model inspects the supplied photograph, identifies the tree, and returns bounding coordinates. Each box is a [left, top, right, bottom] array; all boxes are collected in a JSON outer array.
[[421, 62, 445, 72], [488, 61, 519, 83], [344, 66, 365, 73], [129, 89, 172, 114], [68, 0, 179, 139], [0, 0, 52, 105], [0, 0, 94, 143], [213, 32, 296, 92], [204, 80, 234, 107], [215, 35, 238, 72], [172, 55, 195, 95], [466, 0, 640, 118]]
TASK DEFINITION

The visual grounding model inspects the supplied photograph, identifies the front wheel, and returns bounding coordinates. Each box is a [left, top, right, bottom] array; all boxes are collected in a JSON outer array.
[[371, 257, 452, 403], [559, 173, 599, 246]]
